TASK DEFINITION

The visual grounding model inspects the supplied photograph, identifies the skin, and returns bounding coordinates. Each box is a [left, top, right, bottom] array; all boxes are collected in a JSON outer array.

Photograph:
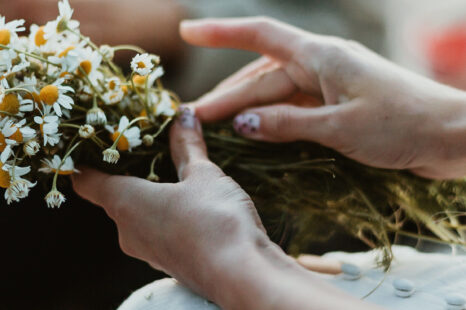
[[73, 118, 382, 310], [182, 17, 466, 180], [72, 16, 466, 309]]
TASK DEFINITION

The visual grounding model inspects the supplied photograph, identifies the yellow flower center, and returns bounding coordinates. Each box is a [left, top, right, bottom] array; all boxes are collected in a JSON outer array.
[[137, 61, 146, 69], [58, 46, 75, 58], [40, 85, 59, 106], [109, 80, 117, 90], [9, 128, 23, 143], [34, 26, 47, 46], [111, 131, 129, 151], [139, 109, 150, 128], [0, 133, 6, 152], [121, 85, 128, 94], [52, 168, 74, 175], [0, 93, 20, 114], [132, 74, 146, 86], [0, 29, 11, 48], [0, 162, 10, 189], [77, 60, 92, 76]]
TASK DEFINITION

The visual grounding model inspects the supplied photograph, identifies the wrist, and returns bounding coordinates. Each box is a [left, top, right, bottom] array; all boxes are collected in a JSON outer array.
[[206, 237, 382, 310]]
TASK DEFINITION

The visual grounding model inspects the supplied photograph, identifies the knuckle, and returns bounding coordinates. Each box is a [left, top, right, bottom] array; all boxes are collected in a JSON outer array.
[[267, 106, 293, 138], [251, 16, 276, 29]]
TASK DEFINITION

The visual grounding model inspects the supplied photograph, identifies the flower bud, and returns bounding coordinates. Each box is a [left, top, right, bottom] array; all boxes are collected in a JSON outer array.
[[102, 148, 120, 164], [99, 45, 115, 60], [79, 124, 95, 139], [142, 134, 154, 147], [86, 107, 107, 126], [45, 190, 66, 208], [23, 140, 40, 156]]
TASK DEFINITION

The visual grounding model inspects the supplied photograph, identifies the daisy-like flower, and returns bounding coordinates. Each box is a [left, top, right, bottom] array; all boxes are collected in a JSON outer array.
[[43, 0, 79, 40], [86, 107, 107, 125], [23, 140, 40, 157], [75, 47, 103, 83], [131, 53, 154, 76], [39, 155, 78, 175], [102, 148, 120, 164], [39, 78, 74, 117], [0, 91, 34, 115], [105, 116, 142, 151], [0, 118, 36, 162], [78, 124, 94, 139], [34, 107, 61, 146], [1, 163, 35, 204], [156, 91, 176, 117], [45, 189, 66, 208], [48, 42, 85, 73], [102, 77, 124, 105], [0, 16, 25, 48], [99, 45, 114, 60], [0, 16, 25, 71]]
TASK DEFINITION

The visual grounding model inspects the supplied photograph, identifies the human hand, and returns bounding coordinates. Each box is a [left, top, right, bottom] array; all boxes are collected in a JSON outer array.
[[72, 109, 271, 304], [72, 110, 380, 310], [180, 17, 466, 179]]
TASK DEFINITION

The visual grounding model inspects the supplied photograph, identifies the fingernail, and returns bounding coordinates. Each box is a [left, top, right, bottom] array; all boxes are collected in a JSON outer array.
[[178, 106, 197, 129], [233, 113, 260, 135]]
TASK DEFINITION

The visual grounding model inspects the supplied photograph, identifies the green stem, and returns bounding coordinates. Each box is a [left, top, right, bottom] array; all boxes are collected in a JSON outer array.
[[51, 141, 82, 190], [112, 45, 146, 54]]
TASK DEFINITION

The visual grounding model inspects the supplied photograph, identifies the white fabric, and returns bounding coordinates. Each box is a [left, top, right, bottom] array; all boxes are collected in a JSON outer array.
[[119, 246, 466, 310]]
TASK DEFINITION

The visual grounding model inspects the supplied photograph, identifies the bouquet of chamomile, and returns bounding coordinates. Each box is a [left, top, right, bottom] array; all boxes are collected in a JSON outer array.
[[2, 0, 466, 264], [0, 0, 177, 208]]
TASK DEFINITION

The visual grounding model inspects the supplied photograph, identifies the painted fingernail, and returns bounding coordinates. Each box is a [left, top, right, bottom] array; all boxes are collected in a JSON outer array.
[[178, 106, 196, 129], [233, 113, 260, 135]]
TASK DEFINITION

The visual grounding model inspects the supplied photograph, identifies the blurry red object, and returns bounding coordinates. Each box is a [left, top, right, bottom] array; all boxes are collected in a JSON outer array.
[[426, 24, 466, 76]]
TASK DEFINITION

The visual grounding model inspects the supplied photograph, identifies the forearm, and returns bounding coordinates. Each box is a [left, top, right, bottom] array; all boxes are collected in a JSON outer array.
[[208, 241, 383, 310]]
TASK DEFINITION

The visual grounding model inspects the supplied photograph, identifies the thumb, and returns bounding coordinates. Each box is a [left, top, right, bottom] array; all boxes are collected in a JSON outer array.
[[232, 104, 343, 145], [170, 107, 223, 181]]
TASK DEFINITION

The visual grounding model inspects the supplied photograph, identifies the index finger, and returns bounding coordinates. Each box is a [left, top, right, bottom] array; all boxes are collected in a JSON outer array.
[[71, 167, 172, 220], [180, 17, 305, 61]]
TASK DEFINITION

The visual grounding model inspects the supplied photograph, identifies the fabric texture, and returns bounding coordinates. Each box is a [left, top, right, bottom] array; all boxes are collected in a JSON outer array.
[[119, 246, 466, 310]]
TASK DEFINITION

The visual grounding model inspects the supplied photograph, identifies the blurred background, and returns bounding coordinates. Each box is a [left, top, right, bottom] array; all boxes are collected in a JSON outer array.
[[2, 0, 466, 308]]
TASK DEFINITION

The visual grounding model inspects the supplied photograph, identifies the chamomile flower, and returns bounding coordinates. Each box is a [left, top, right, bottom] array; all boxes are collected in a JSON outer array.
[[0, 91, 34, 115], [156, 91, 176, 117], [34, 107, 61, 146], [39, 78, 74, 117], [23, 140, 40, 156], [76, 47, 103, 83], [105, 116, 142, 151], [102, 77, 124, 105], [0, 118, 36, 162], [86, 107, 107, 125], [1, 163, 35, 204], [39, 155, 78, 175], [48, 42, 85, 73], [131, 53, 154, 76], [45, 189, 66, 208], [43, 0, 79, 40], [0, 16, 25, 47], [78, 124, 94, 138]]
